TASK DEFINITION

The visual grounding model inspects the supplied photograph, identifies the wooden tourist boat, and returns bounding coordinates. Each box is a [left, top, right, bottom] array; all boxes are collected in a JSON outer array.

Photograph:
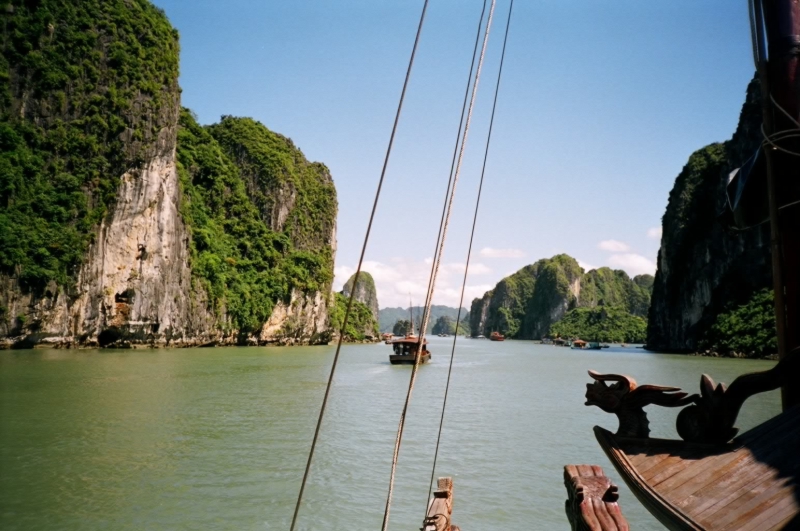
[[571, 339, 587, 350], [389, 335, 430, 365], [489, 331, 505, 341], [561, 3, 800, 529], [579, 359, 800, 530]]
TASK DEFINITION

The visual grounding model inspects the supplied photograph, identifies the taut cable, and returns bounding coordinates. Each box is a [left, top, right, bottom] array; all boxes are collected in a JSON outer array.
[[424, 0, 515, 512], [288, 2, 431, 529], [381, 1, 498, 530]]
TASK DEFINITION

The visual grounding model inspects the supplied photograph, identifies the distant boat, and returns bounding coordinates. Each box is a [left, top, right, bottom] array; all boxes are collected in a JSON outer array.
[[489, 331, 505, 341], [388, 335, 430, 365], [600, 343, 611, 349], [571, 339, 587, 349], [476, 334, 486, 339], [586, 342, 602, 350]]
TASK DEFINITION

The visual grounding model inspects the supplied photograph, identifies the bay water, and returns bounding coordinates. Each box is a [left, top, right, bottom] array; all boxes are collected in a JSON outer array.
[[0, 338, 780, 530]]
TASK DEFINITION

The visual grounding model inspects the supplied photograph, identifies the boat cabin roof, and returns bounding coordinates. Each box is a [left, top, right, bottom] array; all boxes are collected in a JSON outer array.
[[390, 335, 427, 345]]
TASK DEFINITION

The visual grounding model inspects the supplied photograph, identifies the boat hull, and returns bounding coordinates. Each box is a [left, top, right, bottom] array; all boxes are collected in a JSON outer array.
[[593, 406, 800, 530], [389, 353, 431, 365]]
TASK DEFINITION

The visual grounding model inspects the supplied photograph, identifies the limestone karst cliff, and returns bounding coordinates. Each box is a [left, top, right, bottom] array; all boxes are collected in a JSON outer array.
[[341, 272, 379, 321], [647, 78, 773, 354], [332, 272, 379, 341], [0, 0, 337, 347], [469, 254, 651, 340]]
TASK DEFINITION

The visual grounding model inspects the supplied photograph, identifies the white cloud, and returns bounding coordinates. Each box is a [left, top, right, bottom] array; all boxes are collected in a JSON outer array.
[[647, 227, 663, 239], [479, 247, 525, 258], [334, 258, 494, 308], [608, 253, 656, 276], [598, 240, 630, 252], [577, 259, 597, 272]]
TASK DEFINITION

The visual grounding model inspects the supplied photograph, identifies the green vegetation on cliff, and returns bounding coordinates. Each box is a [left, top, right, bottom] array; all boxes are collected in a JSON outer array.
[[329, 293, 379, 342], [393, 320, 412, 336], [0, 0, 179, 289], [342, 271, 379, 320], [177, 110, 335, 332], [432, 316, 453, 335], [579, 268, 651, 317], [207, 116, 337, 252], [699, 289, 777, 358], [471, 254, 653, 339], [648, 78, 772, 354], [550, 306, 647, 343]]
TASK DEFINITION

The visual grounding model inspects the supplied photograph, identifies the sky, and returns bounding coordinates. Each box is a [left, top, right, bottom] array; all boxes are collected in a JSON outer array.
[[152, 0, 755, 309]]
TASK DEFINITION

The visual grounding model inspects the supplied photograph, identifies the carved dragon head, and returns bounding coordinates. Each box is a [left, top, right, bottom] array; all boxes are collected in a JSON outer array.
[[586, 370, 697, 438], [585, 371, 637, 413]]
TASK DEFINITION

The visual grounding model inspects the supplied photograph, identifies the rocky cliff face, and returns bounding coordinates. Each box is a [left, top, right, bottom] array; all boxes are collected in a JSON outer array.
[[647, 78, 771, 352], [470, 254, 583, 339], [0, 1, 337, 347], [470, 255, 651, 340], [341, 272, 379, 321]]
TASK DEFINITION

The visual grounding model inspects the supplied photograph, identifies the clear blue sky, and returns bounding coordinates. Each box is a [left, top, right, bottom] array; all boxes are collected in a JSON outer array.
[[152, 0, 754, 308]]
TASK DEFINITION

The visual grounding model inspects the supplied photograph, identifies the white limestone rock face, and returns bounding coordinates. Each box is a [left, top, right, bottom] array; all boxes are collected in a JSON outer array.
[[0, 145, 215, 347], [258, 289, 331, 346], [70, 150, 215, 346], [0, 143, 334, 348]]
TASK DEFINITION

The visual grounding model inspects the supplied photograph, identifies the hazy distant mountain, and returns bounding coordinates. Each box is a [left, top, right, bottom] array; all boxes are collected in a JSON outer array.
[[378, 305, 468, 333]]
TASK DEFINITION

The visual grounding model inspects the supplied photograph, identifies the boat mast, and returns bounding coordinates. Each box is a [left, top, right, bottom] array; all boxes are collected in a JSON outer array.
[[409, 296, 414, 336], [757, 0, 800, 408]]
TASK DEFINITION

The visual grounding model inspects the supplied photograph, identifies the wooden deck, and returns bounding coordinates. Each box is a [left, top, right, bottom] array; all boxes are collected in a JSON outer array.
[[594, 406, 800, 530]]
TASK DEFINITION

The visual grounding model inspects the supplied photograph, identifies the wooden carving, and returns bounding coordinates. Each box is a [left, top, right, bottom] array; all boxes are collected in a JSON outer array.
[[422, 477, 459, 531], [585, 371, 695, 438], [676, 348, 800, 443], [564, 464, 629, 531]]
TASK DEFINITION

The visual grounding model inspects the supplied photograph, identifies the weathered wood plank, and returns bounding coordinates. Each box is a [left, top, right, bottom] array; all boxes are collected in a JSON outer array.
[[423, 477, 457, 531], [564, 464, 629, 531], [735, 493, 799, 531]]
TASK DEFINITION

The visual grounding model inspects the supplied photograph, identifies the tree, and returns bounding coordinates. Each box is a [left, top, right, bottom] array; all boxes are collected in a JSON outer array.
[[432, 316, 454, 335], [393, 319, 412, 336]]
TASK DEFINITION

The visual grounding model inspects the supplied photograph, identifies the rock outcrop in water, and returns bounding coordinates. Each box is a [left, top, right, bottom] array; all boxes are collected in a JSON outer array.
[[647, 79, 773, 354], [330, 272, 379, 342], [341, 272, 379, 321], [0, 0, 337, 348], [469, 254, 651, 339]]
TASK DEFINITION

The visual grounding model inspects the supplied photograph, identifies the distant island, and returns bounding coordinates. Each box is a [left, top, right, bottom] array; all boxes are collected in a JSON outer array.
[[469, 254, 651, 343], [379, 306, 468, 335]]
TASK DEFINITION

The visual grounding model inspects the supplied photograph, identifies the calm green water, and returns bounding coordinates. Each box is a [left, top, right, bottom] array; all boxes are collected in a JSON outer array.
[[0, 338, 780, 530]]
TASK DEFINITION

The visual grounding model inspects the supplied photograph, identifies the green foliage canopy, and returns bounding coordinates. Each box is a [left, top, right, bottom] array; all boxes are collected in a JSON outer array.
[[328, 293, 379, 342], [177, 109, 334, 333], [549, 306, 647, 343], [699, 289, 776, 358], [393, 319, 412, 336], [0, 0, 179, 289]]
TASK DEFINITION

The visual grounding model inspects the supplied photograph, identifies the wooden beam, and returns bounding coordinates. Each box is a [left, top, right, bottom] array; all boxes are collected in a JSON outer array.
[[423, 477, 459, 531], [564, 465, 630, 531]]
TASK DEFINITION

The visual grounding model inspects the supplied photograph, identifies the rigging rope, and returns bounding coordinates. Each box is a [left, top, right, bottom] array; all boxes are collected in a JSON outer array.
[[418, 0, 488, 341], [381, 2, 498, 530], [288, 1, 431, 529], [424, 0, 515, 511]]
